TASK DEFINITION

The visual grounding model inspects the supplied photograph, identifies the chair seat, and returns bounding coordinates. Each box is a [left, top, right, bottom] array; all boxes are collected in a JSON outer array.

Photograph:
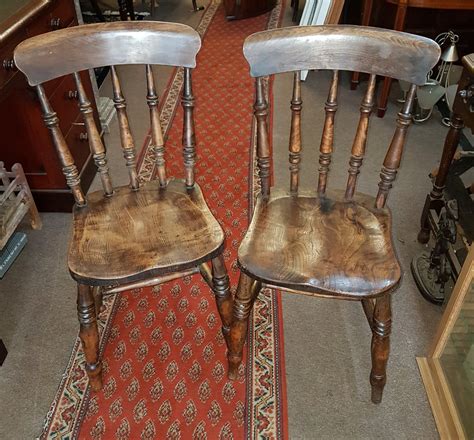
[[238, 189, 401, 298], [68, 179, 224, 285]]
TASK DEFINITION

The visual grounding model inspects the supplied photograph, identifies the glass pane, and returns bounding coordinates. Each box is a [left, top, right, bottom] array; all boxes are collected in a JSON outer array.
[[440, 280, 474, 438]]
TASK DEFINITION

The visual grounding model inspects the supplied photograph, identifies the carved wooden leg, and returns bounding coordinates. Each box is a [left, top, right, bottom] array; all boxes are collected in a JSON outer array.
[[228, 273, 261, 380], [370, 294, 392, 403], [77, 284, 102, 392], [210, 255, 233, 347], [417, 113, 463, 243]]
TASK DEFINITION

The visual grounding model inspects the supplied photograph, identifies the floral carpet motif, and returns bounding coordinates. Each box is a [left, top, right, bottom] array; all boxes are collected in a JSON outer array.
[[40, 1, 286, 438]]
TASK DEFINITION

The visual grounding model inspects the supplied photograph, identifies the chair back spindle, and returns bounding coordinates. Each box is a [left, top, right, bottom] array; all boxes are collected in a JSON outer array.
[[254, 77, 271, 199], [36, 84, 86, 206], [345, 74, 376, 200], [110, 66, 140, 190], [289, 71, 302, 194], [182, 68, 196, 188], [73, 73, 114, 196], [146, 64, 167, 187], [317, 70, 339, 195], [375, 84, 417, 209]]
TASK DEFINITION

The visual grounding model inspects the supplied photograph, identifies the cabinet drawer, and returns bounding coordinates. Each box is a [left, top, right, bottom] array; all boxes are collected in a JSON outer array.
[[26, 0, 76, 38]]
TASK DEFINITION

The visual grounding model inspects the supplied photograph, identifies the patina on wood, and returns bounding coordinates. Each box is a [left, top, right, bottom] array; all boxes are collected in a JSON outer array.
[[228, 25, 440, 404], [14, 21, 232, 392]]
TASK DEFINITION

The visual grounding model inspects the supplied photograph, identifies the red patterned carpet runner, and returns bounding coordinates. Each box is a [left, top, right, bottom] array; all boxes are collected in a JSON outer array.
[[40, 1, 286, 438]]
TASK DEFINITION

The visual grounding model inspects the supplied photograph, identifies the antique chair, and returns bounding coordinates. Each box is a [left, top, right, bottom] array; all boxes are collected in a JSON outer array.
[[227, 25, 440, 403], [14, 21, 233, 392]]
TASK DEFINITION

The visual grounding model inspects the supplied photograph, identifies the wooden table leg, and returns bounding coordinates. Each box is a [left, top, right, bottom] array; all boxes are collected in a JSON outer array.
[[376, 0, 408, 117], [417, 113, 464, 243], [351, 0, 374, 90]]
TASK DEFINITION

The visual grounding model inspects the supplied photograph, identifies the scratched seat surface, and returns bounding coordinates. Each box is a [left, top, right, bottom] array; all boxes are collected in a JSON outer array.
[[69, 179, 224, 285], [238, 189, 401, 298]]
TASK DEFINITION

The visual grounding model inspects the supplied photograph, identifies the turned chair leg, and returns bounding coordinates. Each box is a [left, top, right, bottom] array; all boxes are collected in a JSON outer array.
[[77, 284, 102, 392], [227, 272, 261, 380], [209, 255, 233, 347], [370, 294, 392, 403], [91, 286, 105, 316]]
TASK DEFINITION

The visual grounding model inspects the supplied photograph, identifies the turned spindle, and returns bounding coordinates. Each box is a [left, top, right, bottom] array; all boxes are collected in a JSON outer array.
[[375, 84, 416, 209], [317, 70, 339, 195], [146, 65, 167, 187], [289, 71, 302, 194], [345, 74, 376, 199], [36, 84, 85, 206], [182, 67, 196, 188], [255, 77, 271, 199], [73, 73, 113, 196], [110, 66, 139, 190]]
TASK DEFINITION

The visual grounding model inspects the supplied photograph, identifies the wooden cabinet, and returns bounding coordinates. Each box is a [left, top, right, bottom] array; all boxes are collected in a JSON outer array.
[[0, 0, 97, 212]]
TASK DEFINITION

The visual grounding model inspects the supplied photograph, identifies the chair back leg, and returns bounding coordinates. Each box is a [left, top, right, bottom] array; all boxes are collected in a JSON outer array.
[[370, 294, 392, 403], [77, 284, 102, 392]]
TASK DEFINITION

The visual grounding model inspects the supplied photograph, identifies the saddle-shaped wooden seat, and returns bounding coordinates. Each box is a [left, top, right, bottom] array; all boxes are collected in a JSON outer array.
[[69, 179, 224, 285], [238, 189, 401, 298]]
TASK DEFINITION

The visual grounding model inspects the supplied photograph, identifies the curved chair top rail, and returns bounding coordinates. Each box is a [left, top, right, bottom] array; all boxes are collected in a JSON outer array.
[[243, 25, 440, 84], [14, 21, 201, 86]]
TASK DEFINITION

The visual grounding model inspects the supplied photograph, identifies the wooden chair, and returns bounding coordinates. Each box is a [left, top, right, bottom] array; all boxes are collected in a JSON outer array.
[[14, 21, 233, 392], [227, 25, 440, 403]]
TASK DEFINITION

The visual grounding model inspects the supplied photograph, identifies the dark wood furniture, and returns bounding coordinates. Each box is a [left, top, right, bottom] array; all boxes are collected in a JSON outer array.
[[14, 21, 233, 391], [226, 25, 440, 403], [351, 0, 474, 117], [223, 0, 276, 20], [0, 0, 99, 212], [418, 53, 474, 244]]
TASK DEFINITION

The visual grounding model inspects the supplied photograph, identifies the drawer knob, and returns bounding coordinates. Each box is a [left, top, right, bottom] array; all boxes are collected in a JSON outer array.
[[79, 132, 89, 142], [50, 18, 61, 29], [2, 59, 16, 71], [68, 90, 79, 100]]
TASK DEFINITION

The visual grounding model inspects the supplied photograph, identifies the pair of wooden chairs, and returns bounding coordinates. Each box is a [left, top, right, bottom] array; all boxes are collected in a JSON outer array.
[[14, 21, 439, 403]]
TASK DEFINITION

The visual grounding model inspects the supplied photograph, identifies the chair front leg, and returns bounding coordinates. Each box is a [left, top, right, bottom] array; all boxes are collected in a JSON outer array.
[[370, 294, 392, 403], [227, 272, 261, 380], [209, 255, 233, 346], [77, 284, 102, 392]]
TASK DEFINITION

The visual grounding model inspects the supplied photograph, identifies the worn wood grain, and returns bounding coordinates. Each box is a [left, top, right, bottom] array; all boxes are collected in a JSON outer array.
[[238, 189, 401, 298], [69, 179, 225, 285], [14, 21, 201, 86], [243, 25, 440, 84]]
